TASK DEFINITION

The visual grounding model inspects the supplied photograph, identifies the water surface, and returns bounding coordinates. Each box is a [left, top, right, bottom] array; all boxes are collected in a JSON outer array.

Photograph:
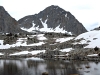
[[0, 57, 100, 75]]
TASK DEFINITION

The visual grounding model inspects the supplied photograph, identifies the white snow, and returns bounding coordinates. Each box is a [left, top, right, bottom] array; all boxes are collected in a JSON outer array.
[[0, 53, 4, 55], [87, 54, 98, 57], [40, 18, 48, 28], [60, 48, 72, 52], [27, 34, 47, 40], [65, 14, 67, 17], [10, 50, 45, 56], [0, 38, 45, 49], [21, 19, 72, 35], [0, 33, 47, 49], [25, 57, 44, 61], [66, 53, 69, 56], [56, 37, 74, 43], [20, 42, 45, 46], [0, 40, 3, 45], [37, 34, 47, 40], [75, 30, 100, 48], [0, 40, 16, 49], [21, 22, 39, 32], [39, 19, 69, 33], [54, 25, 66, 33]]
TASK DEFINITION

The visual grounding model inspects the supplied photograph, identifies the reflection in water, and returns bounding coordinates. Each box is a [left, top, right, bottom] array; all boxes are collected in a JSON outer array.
[[0, 58, 100, 75]]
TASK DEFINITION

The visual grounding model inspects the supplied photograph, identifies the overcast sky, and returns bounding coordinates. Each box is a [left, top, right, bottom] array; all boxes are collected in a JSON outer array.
[[0, 0, 100, 31]]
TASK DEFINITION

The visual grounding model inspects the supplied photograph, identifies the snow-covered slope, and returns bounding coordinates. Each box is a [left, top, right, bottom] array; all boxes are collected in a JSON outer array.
[[75, 30, 100, 48]]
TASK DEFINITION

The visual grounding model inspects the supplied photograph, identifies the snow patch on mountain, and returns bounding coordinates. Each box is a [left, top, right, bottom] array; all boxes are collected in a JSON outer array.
[[65, 14, 67, 17], [21, 19, 72, 35], [39, 19, 72, 34], [40, 18, 48, 28], [21, 22, 39, 32], [75, 30, 100, 48]]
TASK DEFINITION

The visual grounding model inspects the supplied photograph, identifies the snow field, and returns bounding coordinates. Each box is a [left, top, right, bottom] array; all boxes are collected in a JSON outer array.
[[10, 50, 45, 56], [75, 30, 100, 48]]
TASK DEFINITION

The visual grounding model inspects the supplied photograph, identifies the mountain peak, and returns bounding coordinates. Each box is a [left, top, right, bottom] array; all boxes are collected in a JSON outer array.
[[0, 6, 4, 9], [0, 6, 23, 33], [0, 6, 10, 17], [45, 5, 66, 11], [49, 5, 58, 7], [38, 5, 67, 16], [18, 5, 87, 35], [45, 5, 62, 10]]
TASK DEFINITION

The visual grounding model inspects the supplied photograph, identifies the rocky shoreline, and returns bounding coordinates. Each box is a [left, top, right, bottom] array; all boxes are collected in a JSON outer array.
[[0, 46, 100, 61], [0, 54, 100, 61]]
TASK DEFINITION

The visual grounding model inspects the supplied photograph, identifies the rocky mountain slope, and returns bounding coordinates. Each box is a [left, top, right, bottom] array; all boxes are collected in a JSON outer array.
[[18, 5, 87, 35], [0, 6, 23, 33]]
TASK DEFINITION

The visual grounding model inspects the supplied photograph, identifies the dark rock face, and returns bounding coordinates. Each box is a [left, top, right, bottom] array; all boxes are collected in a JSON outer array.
[[93, 26, 100, 30], [18, 5, 87, 35], [0, 6, 22, 33]]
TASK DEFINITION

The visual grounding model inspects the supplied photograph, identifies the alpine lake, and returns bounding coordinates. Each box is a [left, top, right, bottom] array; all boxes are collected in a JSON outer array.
[[0, 57, 100, 75]]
